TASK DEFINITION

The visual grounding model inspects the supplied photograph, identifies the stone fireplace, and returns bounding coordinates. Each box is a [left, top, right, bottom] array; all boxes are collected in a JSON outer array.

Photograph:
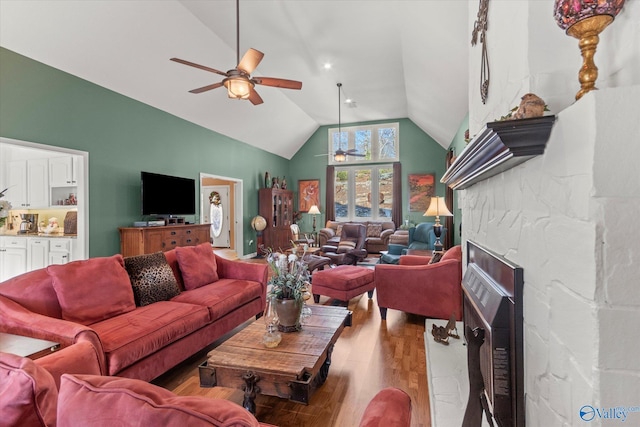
[[459, 86, 640, 426]]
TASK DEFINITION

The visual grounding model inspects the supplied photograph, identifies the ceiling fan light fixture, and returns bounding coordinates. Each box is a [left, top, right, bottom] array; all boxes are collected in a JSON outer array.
[[334, 150, 347, 162], [224, 77, 252, 99]]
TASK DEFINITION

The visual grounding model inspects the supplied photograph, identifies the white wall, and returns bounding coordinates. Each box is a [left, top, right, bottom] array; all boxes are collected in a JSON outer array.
[[463, 1, 640, 425]]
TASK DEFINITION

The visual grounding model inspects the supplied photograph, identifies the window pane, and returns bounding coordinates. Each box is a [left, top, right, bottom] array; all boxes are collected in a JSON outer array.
[[354, 130, 371, 160], [335, 169, 348, 219], [378, 127, 397, 159], [332, 131, 348, 152], [355, 169, 371, 218], [379, 168, 393, 218]]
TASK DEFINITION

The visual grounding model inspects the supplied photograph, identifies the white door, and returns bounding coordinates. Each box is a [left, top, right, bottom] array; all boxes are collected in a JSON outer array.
[[202, 185, 230, 248]]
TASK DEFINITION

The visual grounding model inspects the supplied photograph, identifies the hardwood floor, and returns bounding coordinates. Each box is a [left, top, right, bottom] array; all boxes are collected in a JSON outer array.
[[153, 279, 432, 426]]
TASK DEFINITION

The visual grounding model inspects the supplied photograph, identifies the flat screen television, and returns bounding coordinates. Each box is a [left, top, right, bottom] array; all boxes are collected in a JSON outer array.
[[141, 171, 196, 216]]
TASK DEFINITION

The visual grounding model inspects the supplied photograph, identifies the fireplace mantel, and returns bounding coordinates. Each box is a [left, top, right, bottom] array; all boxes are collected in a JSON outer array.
[[441, 115, 556, 190]]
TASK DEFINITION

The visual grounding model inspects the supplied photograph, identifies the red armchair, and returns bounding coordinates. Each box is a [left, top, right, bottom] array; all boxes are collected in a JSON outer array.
[[374, 245, 462, 321]]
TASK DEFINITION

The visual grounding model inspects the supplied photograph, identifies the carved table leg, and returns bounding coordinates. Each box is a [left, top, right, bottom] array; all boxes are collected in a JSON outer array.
[[317, 343, 334, 386], [241, 371, 260, 414]]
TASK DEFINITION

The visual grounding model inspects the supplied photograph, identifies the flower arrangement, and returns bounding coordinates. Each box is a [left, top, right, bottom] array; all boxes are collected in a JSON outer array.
[[0, 188, 12, 229], [266, 246, 311, 303]]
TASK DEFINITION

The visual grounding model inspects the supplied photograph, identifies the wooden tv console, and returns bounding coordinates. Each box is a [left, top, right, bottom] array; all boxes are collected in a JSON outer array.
[[119, 224, 210, 257]]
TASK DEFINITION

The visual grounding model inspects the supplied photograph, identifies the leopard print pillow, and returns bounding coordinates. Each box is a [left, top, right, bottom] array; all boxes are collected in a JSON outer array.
[[124, 252, 180, 307]]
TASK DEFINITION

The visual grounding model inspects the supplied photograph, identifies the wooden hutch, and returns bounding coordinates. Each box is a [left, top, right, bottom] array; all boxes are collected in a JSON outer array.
[[258, 188, 293, 251]]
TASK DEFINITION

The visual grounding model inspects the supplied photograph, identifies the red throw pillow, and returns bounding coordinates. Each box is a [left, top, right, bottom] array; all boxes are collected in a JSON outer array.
[[48, 255, 136, 325], [175, 243, 218, 290], [0, 352, 58, 427]]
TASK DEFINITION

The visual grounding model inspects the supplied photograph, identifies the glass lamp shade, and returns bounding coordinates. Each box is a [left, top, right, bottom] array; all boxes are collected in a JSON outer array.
[[224, 77, 252, 99], [334, 151, 347, 162], [554, 0, 625, 31]]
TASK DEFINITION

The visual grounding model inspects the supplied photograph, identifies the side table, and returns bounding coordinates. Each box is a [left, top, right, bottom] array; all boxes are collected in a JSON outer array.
[[0, 332, 61, 360]]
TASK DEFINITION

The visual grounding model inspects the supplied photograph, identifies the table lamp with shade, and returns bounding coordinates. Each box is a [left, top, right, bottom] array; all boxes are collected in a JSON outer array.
[[423, 196, 453, 253], [307, 205, 321, 232]]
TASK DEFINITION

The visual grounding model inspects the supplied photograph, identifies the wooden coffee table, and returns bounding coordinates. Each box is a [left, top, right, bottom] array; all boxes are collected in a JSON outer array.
[[199, 305, 350, 414]]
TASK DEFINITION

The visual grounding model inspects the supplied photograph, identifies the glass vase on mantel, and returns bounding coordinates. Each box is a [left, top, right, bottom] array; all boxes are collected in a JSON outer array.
[[274, 298, 303, 332]]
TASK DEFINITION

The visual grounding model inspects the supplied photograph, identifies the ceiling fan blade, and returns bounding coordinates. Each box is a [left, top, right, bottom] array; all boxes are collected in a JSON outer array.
[[237, 48, 264, 74], [248, 86, 264, 105], [170, 58, 228, 77], [314, 153, 330, 157], [188, 82, 224, 94], [344, 149, 367, 157], [253, 77, 302, 90]]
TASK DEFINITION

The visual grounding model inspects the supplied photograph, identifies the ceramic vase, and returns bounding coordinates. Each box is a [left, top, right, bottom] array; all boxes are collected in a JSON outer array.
[[275, 298, 302, 332]]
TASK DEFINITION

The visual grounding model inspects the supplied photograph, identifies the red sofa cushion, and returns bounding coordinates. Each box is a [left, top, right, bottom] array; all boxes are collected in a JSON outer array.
[[57, 374, 262, 427], [0, 351, 58, 427], [0, 268, 62, 319], [90, 301, 209, 375], [176, 243, 219, 290], [359, 387, 412, 427], [171, 278, 263, 320], [48, 255, 136, 325]]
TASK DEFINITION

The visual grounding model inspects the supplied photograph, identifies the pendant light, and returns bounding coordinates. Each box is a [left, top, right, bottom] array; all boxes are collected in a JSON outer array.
[[334, 83, 347, 162]]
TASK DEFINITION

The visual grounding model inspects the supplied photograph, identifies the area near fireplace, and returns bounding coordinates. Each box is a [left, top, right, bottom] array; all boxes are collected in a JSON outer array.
[[462, 241, 524, 427], [459, 87, 640, 425]]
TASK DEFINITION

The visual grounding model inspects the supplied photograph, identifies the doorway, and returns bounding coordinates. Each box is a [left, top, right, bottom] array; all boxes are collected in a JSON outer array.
[[199, 173, 244, 256], [202, 185, 230, 248]]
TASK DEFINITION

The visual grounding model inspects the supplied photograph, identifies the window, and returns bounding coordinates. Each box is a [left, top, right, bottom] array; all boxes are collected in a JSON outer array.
[[334, 164, 393, 221], [328, 123, 399, 165]]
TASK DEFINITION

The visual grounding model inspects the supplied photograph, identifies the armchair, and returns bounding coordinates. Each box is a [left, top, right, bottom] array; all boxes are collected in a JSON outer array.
[[379, 222, 442, 264], [375, 245, 462, 320], [321, 223, 368, 265]]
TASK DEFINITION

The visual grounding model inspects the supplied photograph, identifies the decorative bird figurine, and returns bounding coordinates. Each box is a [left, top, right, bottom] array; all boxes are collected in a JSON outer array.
[[512, 93, 546, 119]]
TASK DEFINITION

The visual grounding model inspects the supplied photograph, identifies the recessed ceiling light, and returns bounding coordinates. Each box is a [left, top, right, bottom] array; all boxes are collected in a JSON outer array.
[[323, 63, 332, 70], [345, 98, 352, 103]]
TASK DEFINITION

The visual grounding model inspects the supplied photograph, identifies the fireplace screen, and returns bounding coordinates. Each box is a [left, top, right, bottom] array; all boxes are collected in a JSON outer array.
[[462, 241, 524, 427]]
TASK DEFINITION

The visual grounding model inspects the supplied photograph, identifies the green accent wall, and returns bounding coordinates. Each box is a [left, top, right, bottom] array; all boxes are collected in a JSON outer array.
[[447, 113, 469, 245], [1, 47, 453, 256], [0, 48, 289, 256], [289, 118, 448, 231]]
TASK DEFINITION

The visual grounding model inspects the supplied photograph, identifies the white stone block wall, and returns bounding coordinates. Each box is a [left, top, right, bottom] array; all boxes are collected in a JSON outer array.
[[461, 87, 640, 426]]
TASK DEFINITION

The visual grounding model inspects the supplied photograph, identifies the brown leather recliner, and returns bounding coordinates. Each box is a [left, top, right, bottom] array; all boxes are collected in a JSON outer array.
[[321, 223, 368, 265]]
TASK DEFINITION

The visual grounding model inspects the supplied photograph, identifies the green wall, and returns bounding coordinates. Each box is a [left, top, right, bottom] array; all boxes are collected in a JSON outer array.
[[447, 113, 469, 245], [0, 48, 289, 256], [289, 118, 448, 231], [1, 47, 454, 256]]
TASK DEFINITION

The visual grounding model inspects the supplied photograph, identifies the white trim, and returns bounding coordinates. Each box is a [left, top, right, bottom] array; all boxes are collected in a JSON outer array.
[[328, 122, 399, 165], [199, 173, 244, 257]]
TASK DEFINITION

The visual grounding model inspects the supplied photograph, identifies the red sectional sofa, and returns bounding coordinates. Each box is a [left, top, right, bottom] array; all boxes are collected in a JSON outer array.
[[0, 350, 411, 427], [0, 243, 268, 383]]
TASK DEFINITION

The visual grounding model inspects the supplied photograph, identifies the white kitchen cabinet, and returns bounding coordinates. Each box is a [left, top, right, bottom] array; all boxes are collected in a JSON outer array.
[[6, 159, 49, 208], [49, 156, 78, 186], [27, 238, 49, 270], [0, 237, 28, 281], [49, 239, 71, 266]]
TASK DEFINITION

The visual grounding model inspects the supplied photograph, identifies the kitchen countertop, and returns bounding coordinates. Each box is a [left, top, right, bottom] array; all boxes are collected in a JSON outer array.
[[0, 232, 77, 239]]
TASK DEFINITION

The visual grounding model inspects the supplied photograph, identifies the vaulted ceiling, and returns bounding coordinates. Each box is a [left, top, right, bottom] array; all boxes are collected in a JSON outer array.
[[0, 0, 469, 159]]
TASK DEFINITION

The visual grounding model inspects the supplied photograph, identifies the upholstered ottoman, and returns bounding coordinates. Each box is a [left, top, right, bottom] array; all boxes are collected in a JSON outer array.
[[312, 265, 375, 305]]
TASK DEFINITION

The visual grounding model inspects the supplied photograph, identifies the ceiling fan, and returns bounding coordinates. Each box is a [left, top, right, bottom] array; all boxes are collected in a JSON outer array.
[[170, 0, 302, 105], [316, 83, 366, 162]]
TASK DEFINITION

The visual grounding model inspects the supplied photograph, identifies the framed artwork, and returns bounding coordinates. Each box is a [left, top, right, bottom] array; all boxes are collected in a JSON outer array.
[[408, 173, 435, 212], [298, 179, 320, 212]]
